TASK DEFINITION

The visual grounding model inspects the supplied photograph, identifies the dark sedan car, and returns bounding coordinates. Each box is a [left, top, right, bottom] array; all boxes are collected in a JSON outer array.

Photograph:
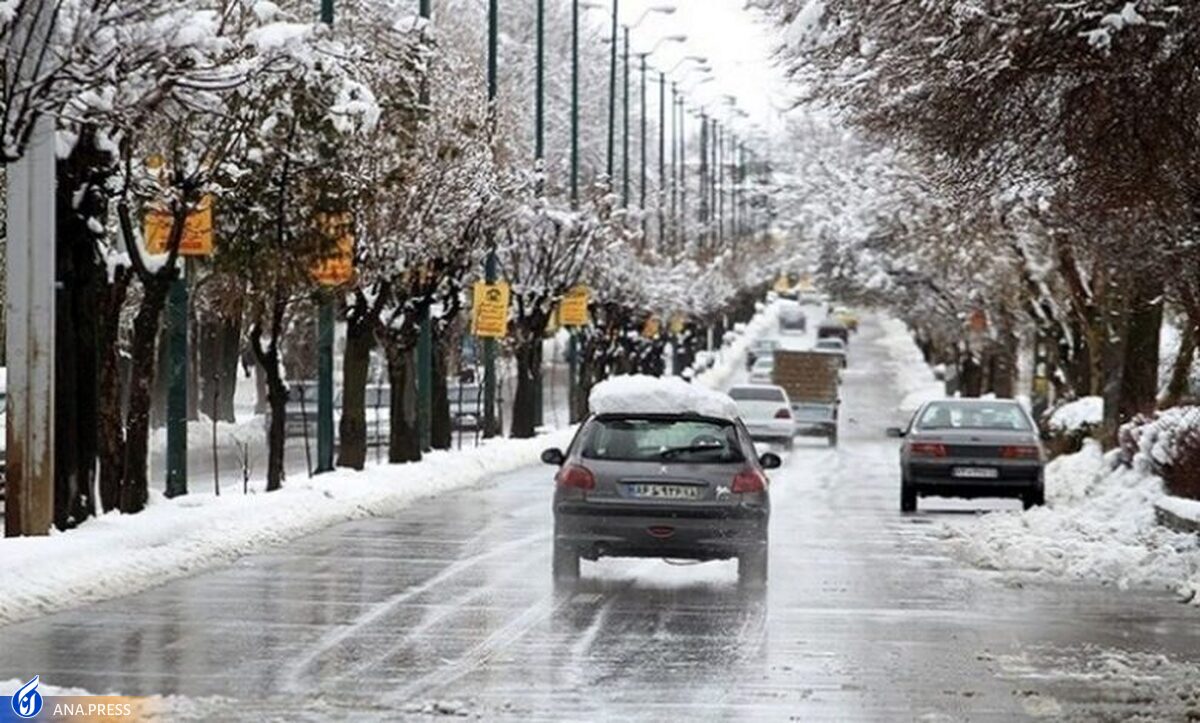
[[544, 412, 780, 587], [889, 399, 1045, 512]]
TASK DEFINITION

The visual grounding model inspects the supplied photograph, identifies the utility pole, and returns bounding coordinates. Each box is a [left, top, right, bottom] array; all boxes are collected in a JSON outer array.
[[698, 112, 708, 252], [315, 0, 336, 473], [571, 0, 580, 206], [638, 52, 648, 243], [677, 93, 686, 250], [483, 0, 500, 438], [533, 0, 545, 429], [622, 27, 631, 209], [658, 71, 666, 251], [415, 0, 434, 453], [606, 0, 619, 184], [567, 0, 581, 424], [5, 5, 56, 536]]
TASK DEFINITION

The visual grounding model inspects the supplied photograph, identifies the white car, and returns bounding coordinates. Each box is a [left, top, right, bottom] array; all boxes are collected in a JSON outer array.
[[729, 385, 794, 449], [814, 338, 847, 368], [749, 356, 775, 384]]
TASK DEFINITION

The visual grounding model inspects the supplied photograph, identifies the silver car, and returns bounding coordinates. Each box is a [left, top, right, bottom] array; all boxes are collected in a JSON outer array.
[[544, 412, 780, 587], [888, 399, 1045, 512]]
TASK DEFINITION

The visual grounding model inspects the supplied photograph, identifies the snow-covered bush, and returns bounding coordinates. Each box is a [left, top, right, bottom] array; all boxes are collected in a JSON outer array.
[[1119, 406, 1200, 500], [1043, 396, 1103, 456]]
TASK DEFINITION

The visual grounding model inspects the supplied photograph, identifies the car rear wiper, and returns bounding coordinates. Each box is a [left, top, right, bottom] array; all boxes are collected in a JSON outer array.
[[659, 444, 724, 459]]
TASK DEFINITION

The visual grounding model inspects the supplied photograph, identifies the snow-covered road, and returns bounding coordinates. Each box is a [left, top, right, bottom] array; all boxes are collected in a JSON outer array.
[[1, 315, 1198, 720]]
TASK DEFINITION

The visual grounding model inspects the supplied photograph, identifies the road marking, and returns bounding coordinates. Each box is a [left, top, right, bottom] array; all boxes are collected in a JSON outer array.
[[283, 528, 549, 692]]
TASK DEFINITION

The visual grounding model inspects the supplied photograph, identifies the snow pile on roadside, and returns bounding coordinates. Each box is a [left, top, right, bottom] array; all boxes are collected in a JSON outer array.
[[877, 317, 944, 414], [694, 302, 781, 390], [945, 441, 1200, 602], [1047, 396, 1103, 433], [0, 429, 573, 626], [589, 375, 738, 419], [0, 677, 96, 698]]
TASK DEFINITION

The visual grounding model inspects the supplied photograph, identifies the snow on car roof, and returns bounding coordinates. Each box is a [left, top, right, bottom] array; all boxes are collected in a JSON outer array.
[[588, 374, 739, 420]]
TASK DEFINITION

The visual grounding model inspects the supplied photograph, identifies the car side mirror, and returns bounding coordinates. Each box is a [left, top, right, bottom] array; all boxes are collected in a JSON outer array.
[[541, 448, 566, 466], [886, 427, 905, 438], [759, 452, 782, 470]]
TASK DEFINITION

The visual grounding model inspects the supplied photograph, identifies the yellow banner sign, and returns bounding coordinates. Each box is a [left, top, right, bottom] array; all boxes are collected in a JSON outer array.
[[472, 281, 511, 338], [311, 212, 354, 287], [560, 286, 590, 327], [145, 195, 214, 256]]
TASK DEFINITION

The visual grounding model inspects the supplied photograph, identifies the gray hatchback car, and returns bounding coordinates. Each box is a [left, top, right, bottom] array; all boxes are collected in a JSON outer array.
[[543, 412, 780, 586], [889, 399, 1045, 512]]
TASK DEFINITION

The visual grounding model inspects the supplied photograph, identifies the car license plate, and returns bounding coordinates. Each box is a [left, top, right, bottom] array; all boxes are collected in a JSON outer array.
[[628, 484, 700, 500], [952, 467, 999, 480]]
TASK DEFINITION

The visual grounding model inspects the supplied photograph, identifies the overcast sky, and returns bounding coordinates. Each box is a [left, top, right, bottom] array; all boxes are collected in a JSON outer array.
[[598, 0, 791, 143]]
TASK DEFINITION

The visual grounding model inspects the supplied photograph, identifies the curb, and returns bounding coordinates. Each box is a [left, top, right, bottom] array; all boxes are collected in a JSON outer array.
[[1154, 503, 1200, 535]]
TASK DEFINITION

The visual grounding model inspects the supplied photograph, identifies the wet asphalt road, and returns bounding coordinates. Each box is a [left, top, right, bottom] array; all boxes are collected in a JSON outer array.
[[2, 316, 1199, 721]]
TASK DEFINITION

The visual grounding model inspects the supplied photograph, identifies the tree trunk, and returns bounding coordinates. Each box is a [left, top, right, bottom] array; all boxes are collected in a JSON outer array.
[[121, 277, 172, 514], [97, 267, 131, 513], [511, 334, 543, 439], [1117, 282, 1163, 423], [55, 187, 98, 529], [337, 313, 373, 470], [385, 343, 421, 464], [431, 338, 452, 450], [1099, 303, 1132, 449], [1163, 320, 1197, 407], [959, 350, 984, 398], [251, 289, 291, 492], [261, 354, 287, 492], [198, 312, 241, 423]]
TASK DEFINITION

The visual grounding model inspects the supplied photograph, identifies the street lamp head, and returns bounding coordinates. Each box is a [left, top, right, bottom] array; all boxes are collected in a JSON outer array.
[[632, 4, 676, 27]]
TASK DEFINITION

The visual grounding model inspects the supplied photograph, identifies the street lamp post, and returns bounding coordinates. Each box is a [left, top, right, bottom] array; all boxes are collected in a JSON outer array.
[[606, 0, 619, 184], [658, 70, 666, 250], [638, 52, 647, 242], [571, 0, 581, 205], [415, 0, 434, 453], [700, 109, 705, 251], [483, 0, 500, 438], [677, 72, 711, 250], [672, 84, 681, 250], [532, 0, 546, 428], [315, 0, 336, 473], [622, 26, 630, 209]]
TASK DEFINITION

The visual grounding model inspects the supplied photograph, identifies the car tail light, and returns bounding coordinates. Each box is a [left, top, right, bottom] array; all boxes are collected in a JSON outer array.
[[909, 442, 947, 458], [732, 469, 767, 494], [1000, 445, 1040, 460], [774, 408, 791, 419], [555, 464, 595, 490]]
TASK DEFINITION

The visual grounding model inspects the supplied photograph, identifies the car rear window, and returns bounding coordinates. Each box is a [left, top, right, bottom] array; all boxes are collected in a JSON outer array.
[[917, 401, 1032, 431], [729, 387, 785, 401], [735, 399, 788, 421], [581, 417, 745, 463]]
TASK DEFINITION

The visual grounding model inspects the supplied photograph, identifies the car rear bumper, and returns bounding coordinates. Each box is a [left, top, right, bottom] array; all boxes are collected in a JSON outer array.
[[793, 422, 835, 437], [554, 502, 768, 561], [745, 422, 794, 441], [907, 462, 1043, 498]]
